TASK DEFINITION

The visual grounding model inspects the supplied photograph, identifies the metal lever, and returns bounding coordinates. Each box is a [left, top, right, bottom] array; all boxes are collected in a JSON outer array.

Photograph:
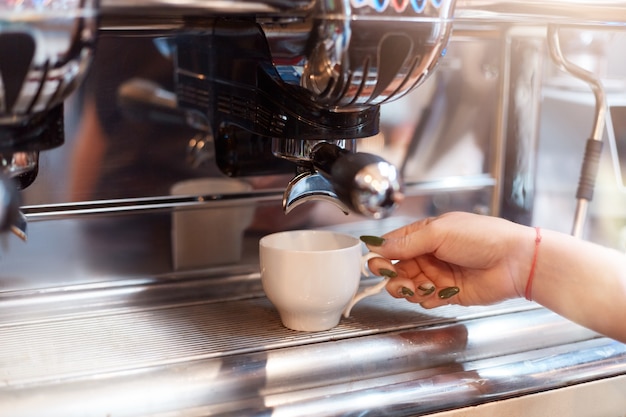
[[547, 25, 607, 238]]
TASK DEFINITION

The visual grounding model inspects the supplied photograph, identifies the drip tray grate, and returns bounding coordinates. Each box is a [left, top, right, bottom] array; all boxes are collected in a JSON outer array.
[[0, 292, 535, 386]]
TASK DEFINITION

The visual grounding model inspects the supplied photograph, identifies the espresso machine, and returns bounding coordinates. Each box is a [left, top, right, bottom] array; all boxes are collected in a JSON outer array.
[[0, 1, 626, 416], [0, 0, 462, 239]]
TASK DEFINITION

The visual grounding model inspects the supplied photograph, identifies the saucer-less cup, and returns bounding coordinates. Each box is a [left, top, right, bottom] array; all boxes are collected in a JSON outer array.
[[259, 230, 388, 332], [170, 178, 255, 270]]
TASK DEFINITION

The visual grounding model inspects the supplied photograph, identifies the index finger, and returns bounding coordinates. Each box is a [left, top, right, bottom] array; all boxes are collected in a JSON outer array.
[[364, 217, 442, 261], [381, 216, 436, 240]]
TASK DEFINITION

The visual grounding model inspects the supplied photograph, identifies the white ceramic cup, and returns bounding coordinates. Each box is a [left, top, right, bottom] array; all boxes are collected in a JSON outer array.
[[259, 230, 388, 332], [170, 178, 255, 270]]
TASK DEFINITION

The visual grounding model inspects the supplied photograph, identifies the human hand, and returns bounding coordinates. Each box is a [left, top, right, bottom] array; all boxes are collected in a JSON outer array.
[[361, 212, 536, 309]]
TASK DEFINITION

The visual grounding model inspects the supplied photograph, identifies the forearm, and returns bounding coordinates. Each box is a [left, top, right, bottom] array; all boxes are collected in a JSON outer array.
[[527, 228, 626, 343]]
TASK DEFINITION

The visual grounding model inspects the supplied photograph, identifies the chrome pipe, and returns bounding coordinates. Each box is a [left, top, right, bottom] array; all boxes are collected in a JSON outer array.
[[20, 190, 283, 221], [454, 0, 626, 26], [547, 25, 607, 238], [492, 27, 545, 224], [98, 0, 626, 27], [20, 175, 494, 221], [547, 26, 606, 143]]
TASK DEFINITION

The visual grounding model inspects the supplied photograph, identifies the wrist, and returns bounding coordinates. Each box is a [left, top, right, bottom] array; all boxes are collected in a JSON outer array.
[[524, 227, 542, 301], [510, 224, 541, 299]]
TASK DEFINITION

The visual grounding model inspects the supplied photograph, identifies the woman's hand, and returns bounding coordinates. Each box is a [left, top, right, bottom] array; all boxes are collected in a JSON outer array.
[[362, 211, 626, 343], [362, 212, 537, 308]]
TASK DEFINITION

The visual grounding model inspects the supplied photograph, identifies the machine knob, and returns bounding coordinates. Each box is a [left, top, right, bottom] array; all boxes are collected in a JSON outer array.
[[329, 151, 404, 219]]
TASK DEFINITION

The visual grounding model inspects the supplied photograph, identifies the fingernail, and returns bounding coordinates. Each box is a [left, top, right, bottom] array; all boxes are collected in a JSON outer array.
[[418, 284, 436, 296], [360, 235, 385, 246], [438, 286, 460, 299], [400, 287, 415, 297], [378, 268, 397, 278]]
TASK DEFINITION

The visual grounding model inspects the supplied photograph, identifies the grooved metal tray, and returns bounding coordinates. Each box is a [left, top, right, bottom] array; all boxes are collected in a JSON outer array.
[[0, 276, 535, 386], [1, 216, 625, 416], [0, 269, 624, 417]]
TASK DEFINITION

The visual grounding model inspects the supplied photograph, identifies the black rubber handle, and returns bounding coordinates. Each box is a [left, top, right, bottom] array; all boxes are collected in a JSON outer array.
[[576, 139, 603, 201]]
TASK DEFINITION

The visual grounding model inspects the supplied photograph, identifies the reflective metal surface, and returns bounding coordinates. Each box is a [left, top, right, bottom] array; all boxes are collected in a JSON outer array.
[[97, 0, 626, 27], [0, 271, 623, 416], [298, 0, 455, 108], [352, 160, 403, 218], [2, 3, 626, 415], [1, 212, 624, 415], [491, 27, 544, 224], [284, 171, 350, 215], [101, 0, 314, 17], [454, 0, 626, 25], [19, 175, 484, 221]]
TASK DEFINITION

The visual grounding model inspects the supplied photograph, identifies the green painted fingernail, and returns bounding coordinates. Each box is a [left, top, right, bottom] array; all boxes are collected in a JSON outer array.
[[418, 285, 436, 296], [360, 235, 385, 246], [400, 287, 415, 297], [438, 286, 460, 299], [378, 268, 397, 278]]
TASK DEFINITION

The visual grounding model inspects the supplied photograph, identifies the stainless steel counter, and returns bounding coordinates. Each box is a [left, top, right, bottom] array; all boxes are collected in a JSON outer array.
[[98, 0, 626, 27], [0, 211, 625, 416], [454, 0, 626, 25], [0, 263, 624, 416]]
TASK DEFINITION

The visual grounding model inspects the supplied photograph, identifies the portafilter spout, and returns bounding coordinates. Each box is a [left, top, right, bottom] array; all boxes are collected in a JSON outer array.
[[280, 141, 404, 219]]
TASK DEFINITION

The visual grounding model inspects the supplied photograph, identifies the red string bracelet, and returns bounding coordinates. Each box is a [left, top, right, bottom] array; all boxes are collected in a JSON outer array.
[[524, 227, 542, 301]]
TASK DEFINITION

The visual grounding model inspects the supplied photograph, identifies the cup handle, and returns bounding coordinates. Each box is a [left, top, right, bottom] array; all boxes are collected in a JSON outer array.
[[342, 252, 389, 318]]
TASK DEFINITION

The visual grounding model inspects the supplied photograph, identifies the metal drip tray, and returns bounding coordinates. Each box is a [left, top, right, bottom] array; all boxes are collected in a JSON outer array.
[[0, 284, 534, 385], [0, 271, 625, 417], [1, 217, 625, 416]]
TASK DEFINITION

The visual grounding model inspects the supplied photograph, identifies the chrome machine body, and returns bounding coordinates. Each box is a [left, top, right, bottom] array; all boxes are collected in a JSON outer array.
[[1, 1, 626, 416]]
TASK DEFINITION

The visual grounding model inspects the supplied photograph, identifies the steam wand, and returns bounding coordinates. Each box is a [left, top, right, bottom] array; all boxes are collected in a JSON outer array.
[[547, 25, 608, 238]]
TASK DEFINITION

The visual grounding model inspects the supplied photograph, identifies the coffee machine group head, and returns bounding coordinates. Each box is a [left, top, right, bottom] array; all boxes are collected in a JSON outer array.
[[0, 0, 97, 238], [169, 0, 456, 218]]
